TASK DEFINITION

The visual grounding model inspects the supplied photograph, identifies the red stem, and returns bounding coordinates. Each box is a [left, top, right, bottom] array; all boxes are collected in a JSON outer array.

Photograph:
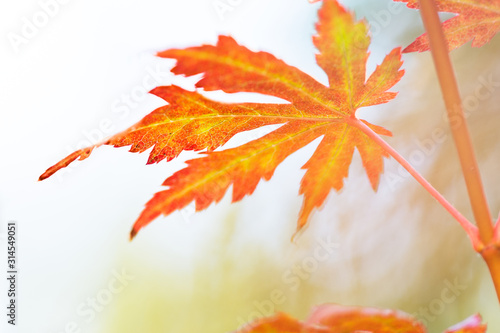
[[348, 117, 481, 249]]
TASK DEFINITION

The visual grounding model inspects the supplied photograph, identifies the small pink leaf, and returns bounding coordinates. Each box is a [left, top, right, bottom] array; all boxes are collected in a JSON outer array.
[[443, 314, 487, 333]]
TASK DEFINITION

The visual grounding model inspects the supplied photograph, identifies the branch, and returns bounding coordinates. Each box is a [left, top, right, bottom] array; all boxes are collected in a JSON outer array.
[[416, 0, 494, 244], [417, 0, 500, 303]]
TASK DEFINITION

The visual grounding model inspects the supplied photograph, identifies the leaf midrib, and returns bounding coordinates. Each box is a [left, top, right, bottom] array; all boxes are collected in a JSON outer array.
[[127, 93, 343, 135]]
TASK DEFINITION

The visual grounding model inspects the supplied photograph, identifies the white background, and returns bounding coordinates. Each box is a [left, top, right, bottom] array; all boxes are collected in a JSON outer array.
[[1, 0, 500, 332]]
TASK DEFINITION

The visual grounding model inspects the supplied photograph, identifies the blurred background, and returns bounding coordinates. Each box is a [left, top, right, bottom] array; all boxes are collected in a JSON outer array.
[[1, 0, 499, 332]]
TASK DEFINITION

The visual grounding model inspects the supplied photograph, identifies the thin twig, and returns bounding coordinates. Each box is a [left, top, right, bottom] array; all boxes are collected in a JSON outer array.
[[348, 117, 482, 250]]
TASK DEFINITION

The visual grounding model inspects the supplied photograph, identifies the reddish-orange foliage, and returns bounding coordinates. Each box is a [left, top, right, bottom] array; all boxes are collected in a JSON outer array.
[[238, 304, 426, 332], [396, 0, 500, 52], [238, 304, 487, 333], [236, 312, 317, 333], [40, 0, 403, 239]]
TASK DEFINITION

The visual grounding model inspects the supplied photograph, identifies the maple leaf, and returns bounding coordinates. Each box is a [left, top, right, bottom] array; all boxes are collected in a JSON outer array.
[[237, 304, 487, 333], [235, 312, 319, 333], [238, 303, 427, 332], [396, 0, 500, 52], [39, 0, 403, 239]]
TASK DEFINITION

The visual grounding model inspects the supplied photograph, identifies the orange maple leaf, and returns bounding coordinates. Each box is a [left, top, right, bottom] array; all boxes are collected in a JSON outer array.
[[39, 0, 403, 239], [238, 304, 426, 333], [237, 304, 487, 333], [396, 0, 500, 52], [235, 312, 311, 333]]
